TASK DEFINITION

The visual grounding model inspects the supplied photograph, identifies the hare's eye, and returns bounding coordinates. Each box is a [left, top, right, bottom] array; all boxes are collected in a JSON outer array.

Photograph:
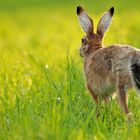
[[82, 38, 88, 44], [82, 38, 85, 43]]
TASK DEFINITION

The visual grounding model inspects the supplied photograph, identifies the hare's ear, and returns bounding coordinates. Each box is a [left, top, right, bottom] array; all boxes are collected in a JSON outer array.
[[76, 6, 94, 36], [97, 7, 114, 38]]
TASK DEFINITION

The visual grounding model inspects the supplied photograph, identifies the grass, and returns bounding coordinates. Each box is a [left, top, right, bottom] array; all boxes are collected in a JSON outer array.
[[0, 0, 140, 140]]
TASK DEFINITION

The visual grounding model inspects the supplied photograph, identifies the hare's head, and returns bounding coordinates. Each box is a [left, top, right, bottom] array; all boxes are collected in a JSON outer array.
[[77, 6, 114, 56]]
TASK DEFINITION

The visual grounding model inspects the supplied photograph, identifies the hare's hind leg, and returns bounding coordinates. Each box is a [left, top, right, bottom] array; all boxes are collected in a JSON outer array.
[[116, 74, 134, 120], [117, 84, 129, 114]]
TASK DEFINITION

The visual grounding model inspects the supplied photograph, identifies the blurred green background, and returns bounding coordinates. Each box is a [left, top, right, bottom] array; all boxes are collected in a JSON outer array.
[[0, 0, 140, 140], [1, 0, 140, 67]]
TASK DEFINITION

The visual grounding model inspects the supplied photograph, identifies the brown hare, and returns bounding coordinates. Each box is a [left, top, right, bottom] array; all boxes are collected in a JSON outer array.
[[76, 6, 140, 119]]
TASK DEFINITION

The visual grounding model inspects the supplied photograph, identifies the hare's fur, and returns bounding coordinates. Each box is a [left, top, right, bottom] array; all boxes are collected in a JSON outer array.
[[77, 6, 140, 118]]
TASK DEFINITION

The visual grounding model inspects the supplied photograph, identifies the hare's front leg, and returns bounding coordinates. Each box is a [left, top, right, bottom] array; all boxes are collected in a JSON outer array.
[[87, 83, 101, 117], [116, 75, 133, 120], [87, 83, 98, 103]]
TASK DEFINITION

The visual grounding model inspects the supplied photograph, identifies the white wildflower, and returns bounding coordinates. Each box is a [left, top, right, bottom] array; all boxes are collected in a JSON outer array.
[[45, 64, 49, 69], [57, 97, 61, 103]]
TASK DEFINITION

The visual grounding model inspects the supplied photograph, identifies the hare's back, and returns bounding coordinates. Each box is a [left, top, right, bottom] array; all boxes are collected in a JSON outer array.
[[91, 45, 136, 75]]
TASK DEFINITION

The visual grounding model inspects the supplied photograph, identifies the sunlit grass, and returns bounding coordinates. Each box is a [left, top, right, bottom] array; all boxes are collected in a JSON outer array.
[[0, 2, 140, 140]]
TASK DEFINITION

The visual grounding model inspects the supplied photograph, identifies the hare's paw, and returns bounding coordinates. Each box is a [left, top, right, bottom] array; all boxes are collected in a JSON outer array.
[[126, 112, 135, 123]]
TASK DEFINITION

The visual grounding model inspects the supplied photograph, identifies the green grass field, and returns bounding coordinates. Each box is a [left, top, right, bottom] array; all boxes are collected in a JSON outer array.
[[1, 0, 140, 139]]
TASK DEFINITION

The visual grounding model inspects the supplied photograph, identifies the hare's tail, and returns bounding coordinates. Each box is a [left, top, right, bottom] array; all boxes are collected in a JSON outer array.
[[131, 63, 140, 90]]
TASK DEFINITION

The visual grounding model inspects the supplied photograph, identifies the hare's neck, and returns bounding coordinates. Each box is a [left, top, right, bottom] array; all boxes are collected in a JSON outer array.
[[84, 45, 102, 68], [84, 55, 92, 67], [87, 46, 102, 56]]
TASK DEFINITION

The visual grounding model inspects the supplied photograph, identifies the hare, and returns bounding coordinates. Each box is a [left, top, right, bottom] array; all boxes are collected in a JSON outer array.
[[76, 6, 140, 119]]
